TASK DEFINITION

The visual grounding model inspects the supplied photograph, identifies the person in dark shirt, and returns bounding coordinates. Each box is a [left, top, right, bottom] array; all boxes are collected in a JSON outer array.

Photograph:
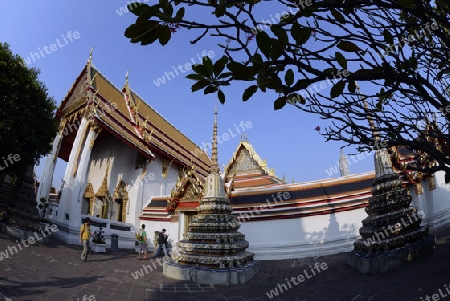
[[156, 229, 166, 256]]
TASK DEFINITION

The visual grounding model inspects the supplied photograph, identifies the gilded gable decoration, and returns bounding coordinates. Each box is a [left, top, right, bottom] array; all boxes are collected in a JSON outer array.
[[428, 175, 436, 191], [414, 182, 423, 195], [162, 159, 173, 179], [84, 182, 95, 215], [167, 167, 204, 212], [89, 122, 102, 149], [96, 156, 111, 198], [113, 179, 129, 221]]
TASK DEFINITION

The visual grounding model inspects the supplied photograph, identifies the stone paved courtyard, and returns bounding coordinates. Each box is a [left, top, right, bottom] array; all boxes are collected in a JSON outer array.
[[0, 223, 449, 301]]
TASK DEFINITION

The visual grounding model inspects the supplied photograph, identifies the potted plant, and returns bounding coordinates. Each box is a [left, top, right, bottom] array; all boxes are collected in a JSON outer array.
[[135, 241, 140, 253], [91, 226, 106, 253], [38, 197, 49, 223]]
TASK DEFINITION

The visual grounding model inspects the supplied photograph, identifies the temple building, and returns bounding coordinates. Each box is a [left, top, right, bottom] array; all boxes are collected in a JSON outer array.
[[37, 56, 450, 260]]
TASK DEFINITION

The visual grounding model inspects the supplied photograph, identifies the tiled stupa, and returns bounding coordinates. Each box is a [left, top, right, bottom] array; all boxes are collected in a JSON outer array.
[[347, 148, 436, 273], [163, 109, 259, 285]]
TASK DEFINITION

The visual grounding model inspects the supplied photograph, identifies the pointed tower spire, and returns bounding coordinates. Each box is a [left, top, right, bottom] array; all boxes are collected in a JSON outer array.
[[339, 149, 350, 177], [210, 104, 220, 173]]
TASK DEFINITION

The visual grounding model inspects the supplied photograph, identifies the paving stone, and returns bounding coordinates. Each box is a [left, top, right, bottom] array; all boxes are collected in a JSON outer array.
[[0, 225, 450, 300]]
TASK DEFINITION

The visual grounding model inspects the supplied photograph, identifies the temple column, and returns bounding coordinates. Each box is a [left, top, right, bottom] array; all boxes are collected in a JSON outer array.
[[36, 118, 67, 202], [68, 124, 101, 224], [58, 118, 90, 223]]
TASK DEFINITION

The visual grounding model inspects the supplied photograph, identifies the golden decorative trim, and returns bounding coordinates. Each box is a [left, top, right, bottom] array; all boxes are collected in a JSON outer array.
[[415, 182, 423, 195], [96, 156, 111, 197], [58, 117, 68, 134], [62, 97, 87, 117], [89, 123, 102, 149], [113, 179, 128, 222], [428, 175, 436, 191], [162, 159, 173, 179], [84, 182, 95, 215]]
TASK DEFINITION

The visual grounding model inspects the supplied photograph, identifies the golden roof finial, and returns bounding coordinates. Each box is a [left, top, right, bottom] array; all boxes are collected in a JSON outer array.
[[88, 47, 95, 63]]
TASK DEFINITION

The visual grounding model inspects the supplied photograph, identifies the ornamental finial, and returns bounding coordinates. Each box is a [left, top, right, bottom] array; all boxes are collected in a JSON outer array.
[[88, 47, 95, 63]]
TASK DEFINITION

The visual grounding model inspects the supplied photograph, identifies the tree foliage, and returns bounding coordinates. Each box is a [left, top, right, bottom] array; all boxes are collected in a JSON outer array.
[[124, 0, 450, 178], [0, 42, 57, 180]]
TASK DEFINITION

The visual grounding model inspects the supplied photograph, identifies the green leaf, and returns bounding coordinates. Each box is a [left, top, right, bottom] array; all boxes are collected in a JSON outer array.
[[376, 98, 383, 110], [251, 53, 264, 67], [192, 64, 211, 77], [287, 93, 305, 105], [271, 40, 284, 60], [337, 41, 361, 52], [213, 56, 228, 77], [159, 0, 168, 8], [202, 56, 214, 75], [124, 20, 159, 40], [185, 73, 204, 81], [140, 26, 163, 45], [242, 85, 258, 101], [285, 69, 294, 86], [128, 3, 152, 16], [217, 89, 225, 104], [257, 69, 267, 92], [174, 7, 185, 21], [398, 0, 415, 9], [158, 26, 171, 46], [228, 62, 257, 80], [291, 22, 311, 45], [274, 96, 287, 110], [256, 31, 272, 59], [331, 9, 345, 23], [335, 52, 347, 69], [191, 80, 210, 92], [215, 5, 226, 17], [383, 29, 394, 45], [271, 25, 288, 44], [348, 81, 356, 93], [204, 85, 218, 95], [330, 81, 345, 98]]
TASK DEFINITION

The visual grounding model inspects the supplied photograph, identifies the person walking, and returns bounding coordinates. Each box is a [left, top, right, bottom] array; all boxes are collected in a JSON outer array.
[[136, 224, 147, 260], [79, 217, 93, 262], [156, 229, 166, 256]]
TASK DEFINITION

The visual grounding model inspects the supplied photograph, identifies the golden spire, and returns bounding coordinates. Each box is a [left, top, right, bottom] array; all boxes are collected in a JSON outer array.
[[210, 103, 220, 173]]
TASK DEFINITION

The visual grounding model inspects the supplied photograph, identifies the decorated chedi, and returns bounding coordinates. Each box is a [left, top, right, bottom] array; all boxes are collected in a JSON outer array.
[[347, 147, 436, 273], [163, 108, 259, 285]]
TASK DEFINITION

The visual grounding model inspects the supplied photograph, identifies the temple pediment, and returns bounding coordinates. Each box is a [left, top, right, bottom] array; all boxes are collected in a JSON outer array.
[[225, 141, 274, 179], [167, 167, 204, 212]]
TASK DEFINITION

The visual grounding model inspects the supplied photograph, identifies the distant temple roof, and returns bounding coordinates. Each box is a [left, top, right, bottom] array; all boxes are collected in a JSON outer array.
[[140, 139, 375, 222], [224, 140, 284, 189], [56, 62, 211, 176]]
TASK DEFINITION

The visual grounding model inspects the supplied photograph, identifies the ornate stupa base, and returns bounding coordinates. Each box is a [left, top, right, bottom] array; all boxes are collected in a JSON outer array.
[[347, 234, 436, 274], [163, 260, 260, 286]]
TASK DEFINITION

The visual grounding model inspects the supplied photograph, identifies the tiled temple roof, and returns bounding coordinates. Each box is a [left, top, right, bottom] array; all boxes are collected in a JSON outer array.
[[57, 63, 211, 176]]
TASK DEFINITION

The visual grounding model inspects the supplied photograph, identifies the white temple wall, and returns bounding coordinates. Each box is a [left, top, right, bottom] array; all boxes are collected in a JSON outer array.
[[239, 208, 366, 260], [411, 171, 450, 230]]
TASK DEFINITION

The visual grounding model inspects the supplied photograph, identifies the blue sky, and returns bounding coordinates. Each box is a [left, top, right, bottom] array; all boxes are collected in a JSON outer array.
[[0, 1, 375, 187]]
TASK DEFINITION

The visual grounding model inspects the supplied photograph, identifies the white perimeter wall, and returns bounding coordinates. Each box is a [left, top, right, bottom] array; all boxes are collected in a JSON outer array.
[[411, 171, 450, 230]]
